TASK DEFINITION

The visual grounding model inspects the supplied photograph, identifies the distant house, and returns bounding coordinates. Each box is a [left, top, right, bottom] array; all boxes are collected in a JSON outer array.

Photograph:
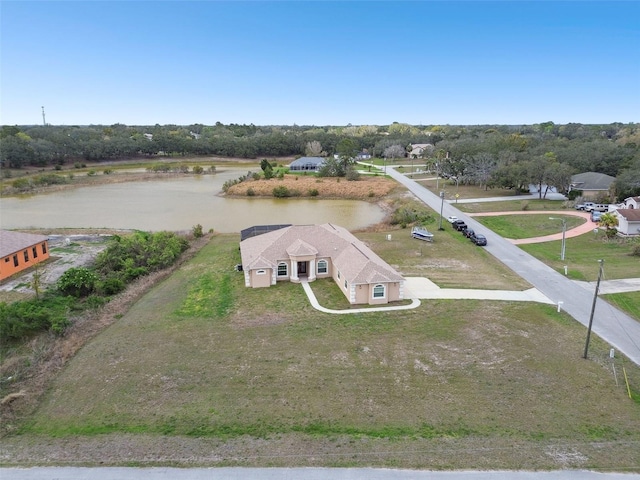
[[570, 172, 615, 198], [0, 230, 50, 281], [356, 150, 372, 160], [239, 223, 405, 305], [622, 196, 640, 209], [408, 143, 433, 159], [289, 156, 326, 172]]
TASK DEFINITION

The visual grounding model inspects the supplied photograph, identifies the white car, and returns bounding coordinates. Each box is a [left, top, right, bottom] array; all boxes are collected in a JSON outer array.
[[446, 215, 459, 223]]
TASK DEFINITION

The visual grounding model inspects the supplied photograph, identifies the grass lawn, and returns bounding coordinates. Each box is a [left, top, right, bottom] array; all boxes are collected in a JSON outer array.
[[9, 234, 640, 470], [473, 214, 585, 240], [603, 291, 640, 322], [520, 234, 640, 281]]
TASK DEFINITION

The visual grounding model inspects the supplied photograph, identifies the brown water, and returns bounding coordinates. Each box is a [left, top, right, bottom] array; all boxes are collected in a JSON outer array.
[[0, 170, 386, 232]]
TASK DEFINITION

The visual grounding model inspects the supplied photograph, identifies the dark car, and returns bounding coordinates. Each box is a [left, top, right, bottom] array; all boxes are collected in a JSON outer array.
[[452, 220, 467, 231], [470, 233, 487, 246], [463, 228, 475, 238]]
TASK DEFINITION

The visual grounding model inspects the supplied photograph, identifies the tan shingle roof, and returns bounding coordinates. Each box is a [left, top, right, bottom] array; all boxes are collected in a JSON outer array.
[[240, 224, 403, 285], [0, 230, 48, 258]]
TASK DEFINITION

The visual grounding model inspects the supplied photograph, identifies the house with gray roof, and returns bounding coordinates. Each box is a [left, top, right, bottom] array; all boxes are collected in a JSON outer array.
[[570, 172, 615, 198], [239, 223, 405, 305], [288, 156, 326, 172], [614, 208, 640, 236]]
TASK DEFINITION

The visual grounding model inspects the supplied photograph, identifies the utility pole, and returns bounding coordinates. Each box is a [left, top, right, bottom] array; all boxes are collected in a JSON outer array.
[[438, 191, 445, 231], [583, 259, 604, 359], [41, 106, 46, 126]]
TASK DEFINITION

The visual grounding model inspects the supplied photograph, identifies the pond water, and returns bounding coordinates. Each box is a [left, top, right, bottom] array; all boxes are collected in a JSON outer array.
[[0, 169, 386, 232]]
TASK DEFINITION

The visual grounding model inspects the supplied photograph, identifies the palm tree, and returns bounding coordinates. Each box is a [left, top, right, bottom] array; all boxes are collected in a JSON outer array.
[[599, 212, 619, 238]]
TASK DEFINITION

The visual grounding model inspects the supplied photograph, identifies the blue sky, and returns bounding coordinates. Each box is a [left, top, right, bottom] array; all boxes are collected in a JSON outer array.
[[1, 1, 638, 126]]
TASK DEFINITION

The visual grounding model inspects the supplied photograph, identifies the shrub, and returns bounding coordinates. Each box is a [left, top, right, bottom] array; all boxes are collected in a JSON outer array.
[[251, 172, 261, 180], [207, 165, 216, 173], [632, 243, 640, 257], [192, 165, 204, 175], [605, 228, 618, 239], [247, 187, 255, 196], [58, 267, 98, 297], [272, 186, 291, 198], [87, 170, 96, 176], [98, 277, 125, 295], [74, 162, 82, 169], [192, 224, 204, 238], [11, 178, 31, 191], [54, 164, 62, 171], [345, 167, 360, 181], [103, 168, 113, 175], [308, 188, 319, 197]]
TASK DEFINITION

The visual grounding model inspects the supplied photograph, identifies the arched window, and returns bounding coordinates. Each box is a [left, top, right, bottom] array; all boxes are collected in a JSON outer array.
[[277, 262, 288, 277], [256, 269, 266, 275], [317, 259, 328, 274], [373, 284, 385, 298]]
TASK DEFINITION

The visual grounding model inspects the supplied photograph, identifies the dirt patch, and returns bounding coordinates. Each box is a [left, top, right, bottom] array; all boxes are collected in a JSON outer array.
[[225, 174, 398, 199]]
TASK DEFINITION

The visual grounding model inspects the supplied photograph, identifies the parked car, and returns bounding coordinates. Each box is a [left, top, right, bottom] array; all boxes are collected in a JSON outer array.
[[591, 211, 602, 222], [470, 232, 487, 246], [446, 215, 459, 223], [463, 228, 475, 238], [575, 202, 594, 211], [452, 220, 467, 231]]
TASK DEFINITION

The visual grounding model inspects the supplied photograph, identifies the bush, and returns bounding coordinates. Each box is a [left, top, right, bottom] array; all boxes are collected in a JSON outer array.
[[98, 277, 125, 295], [308, 188, 319, 197], [192, 224, 204, 238], [87, 170, 96, 176], [54, 164, 62, 171], [273, 186, 291, 198], [58, 267, 98, 297], [192, 165, 204, 175], [632, 243, 640, 257], [103, 168, 113, 175], [11, 178, 31, 191], [74, 162, 82, 169], [247, 187, 255, 196], [345, 167, 360, 181]]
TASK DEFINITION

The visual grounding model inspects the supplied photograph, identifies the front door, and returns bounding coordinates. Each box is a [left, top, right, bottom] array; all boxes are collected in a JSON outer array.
[[297, 261, 307, 277]]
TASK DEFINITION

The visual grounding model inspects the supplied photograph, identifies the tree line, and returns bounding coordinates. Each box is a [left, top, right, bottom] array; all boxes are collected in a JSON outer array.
[[2, 121, 639, 200]]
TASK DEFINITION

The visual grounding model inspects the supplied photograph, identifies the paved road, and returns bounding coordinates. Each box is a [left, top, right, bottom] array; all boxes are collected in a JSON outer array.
[[386, 168, 640, 365], [2, 467, 638, 480]]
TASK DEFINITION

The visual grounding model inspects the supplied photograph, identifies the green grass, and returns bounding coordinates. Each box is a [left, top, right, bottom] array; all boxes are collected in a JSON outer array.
[[13, 234, 640, 470], [456, 199, 570, 213], [603, 291, 640, 322], [520, 234, 640, 281], [474, 214, 585, 239]]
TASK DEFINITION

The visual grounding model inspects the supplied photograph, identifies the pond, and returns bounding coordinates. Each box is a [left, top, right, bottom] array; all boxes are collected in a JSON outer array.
[[0, 169, 386, 232]]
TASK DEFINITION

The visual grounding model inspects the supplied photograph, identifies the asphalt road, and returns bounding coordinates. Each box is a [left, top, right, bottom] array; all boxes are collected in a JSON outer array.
[[2, 467, 639, 480], [386, 168, 640, 365]]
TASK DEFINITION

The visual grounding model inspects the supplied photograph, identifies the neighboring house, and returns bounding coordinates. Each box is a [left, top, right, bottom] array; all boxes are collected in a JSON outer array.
[[356, 150, 372, 160], [239, 223, 405, 305], [623, 196, 640, 209], [570, 172, 615, 198], [289, 156, 326, 172], [614, 209, 640, 236], [408, 143, 433, 159], [0, 230, 50, 281]]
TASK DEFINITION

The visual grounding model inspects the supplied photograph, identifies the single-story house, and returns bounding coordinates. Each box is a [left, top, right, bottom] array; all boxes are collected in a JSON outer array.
[[288, 156, 326, 172], [356, 150, 372, 160], [0, 230, 50, 281], [570, 172, 615, 198], [614, 209, 640, 236], [239, 223, 405, 305], [408, 143, 433, 159]]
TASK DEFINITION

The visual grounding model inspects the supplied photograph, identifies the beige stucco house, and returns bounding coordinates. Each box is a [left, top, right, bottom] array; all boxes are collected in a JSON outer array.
[[239, 223, 405, 305]]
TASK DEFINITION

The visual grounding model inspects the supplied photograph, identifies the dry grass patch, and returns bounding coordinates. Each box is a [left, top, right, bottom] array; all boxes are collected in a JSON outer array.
[[226, 174, 397, 199]]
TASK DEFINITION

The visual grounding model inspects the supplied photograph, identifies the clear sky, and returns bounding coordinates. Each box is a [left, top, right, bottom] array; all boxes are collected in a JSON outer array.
[[1, 1, 638, 126]]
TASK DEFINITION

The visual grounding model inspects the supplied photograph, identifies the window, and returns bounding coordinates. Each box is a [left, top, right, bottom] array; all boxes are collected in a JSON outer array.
[[337, 271, 341, 279], [373, 284, 385, 298], [317, 259, 327, 274], [13, 255, 18, 267], [256, 269, 266, 275], [344, 279, 348, 289], [24, 250, 29, 262], [32, 247, 38, 258], [277, 262, 288, 277], [42, 243, 47, 254], [4, 257, 9, 263]]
